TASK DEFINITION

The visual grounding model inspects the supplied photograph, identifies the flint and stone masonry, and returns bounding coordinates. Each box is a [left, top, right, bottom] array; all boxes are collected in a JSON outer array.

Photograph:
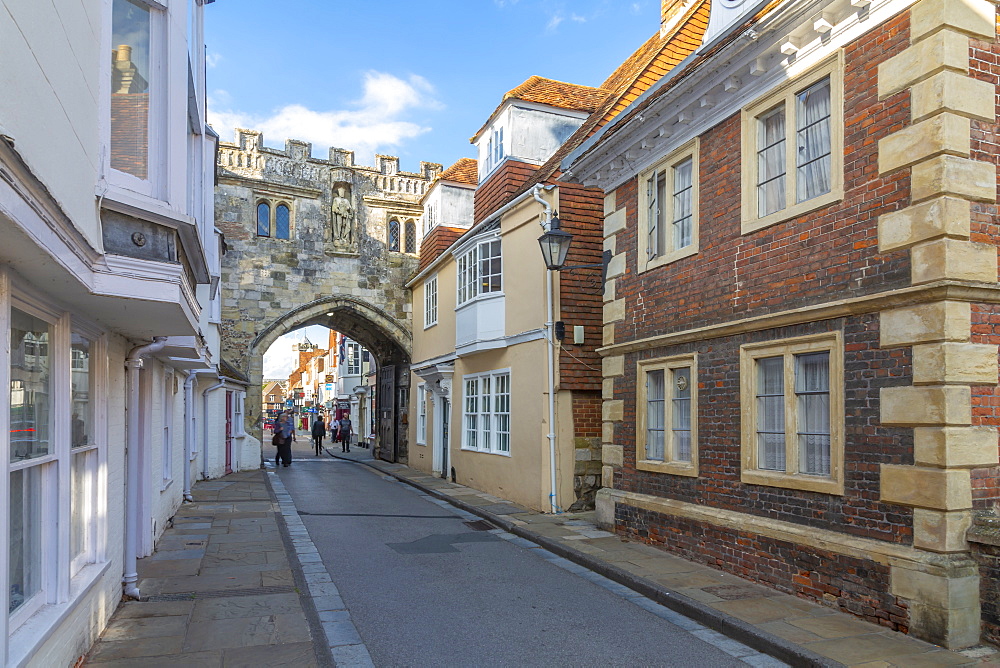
[[215, 128, 441, 462]]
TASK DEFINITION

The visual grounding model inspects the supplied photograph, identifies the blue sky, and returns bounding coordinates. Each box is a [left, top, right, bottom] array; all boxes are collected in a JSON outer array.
[[205, 0, 662, 173]]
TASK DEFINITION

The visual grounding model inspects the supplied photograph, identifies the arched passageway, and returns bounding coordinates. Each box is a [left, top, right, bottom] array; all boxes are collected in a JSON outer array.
[[242, 296, 411, 463]]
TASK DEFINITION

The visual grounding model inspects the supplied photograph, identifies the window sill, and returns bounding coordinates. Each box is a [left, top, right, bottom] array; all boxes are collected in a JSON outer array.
[[424, 322, 438, 330], [741, 190, 842, 236], [8, 560, 112, 667], [741, 469, 843, 495], [637, 459, 698, 477], [459, 447, 512, 457], [641, 243, 698, 274], [161, 478, 174, 493], [456, 292, 505, 311]]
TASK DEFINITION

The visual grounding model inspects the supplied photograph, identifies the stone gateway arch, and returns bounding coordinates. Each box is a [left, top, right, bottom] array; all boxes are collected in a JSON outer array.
[[214, 129, 441, 462]]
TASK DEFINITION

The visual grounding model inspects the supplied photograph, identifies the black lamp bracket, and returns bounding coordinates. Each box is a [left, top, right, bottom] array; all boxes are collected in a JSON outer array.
[[554, 249, 613, 295]]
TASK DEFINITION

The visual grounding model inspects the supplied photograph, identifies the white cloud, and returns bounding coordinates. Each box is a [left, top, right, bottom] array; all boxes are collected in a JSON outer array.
[[206, 51, 222, 68], [546, 13, 564, 30], [263, 326, 329, 379], [208, 71, 440, 159], [571, 13, 587, 22]]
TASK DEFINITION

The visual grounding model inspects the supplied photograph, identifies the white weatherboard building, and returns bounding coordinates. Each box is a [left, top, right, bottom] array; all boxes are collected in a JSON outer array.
[[0, 0, 248, 664]]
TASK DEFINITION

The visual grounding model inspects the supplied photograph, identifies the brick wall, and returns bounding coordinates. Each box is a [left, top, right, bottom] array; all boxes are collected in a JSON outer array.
[[572, 392, 602, 437], [614, 315, 915, 542], [474, 160, 537, 223], [610, 13, 912, 342], [558, 183, 605, 392], [616, 504, 910, 631]]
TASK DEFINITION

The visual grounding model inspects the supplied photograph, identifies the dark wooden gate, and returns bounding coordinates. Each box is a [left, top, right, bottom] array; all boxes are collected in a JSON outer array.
[[378, 365, 396, 462]]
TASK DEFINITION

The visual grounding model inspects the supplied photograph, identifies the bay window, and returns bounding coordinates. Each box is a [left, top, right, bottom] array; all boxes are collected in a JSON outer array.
[[457, 238, 502, 306]]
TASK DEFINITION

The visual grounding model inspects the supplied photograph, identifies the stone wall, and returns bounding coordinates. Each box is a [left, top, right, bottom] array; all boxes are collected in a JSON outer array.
[[215, 128, 442, 462]]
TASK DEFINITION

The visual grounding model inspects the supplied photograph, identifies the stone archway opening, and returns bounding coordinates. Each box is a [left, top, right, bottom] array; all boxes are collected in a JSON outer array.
[[243, 296, 411, 465]]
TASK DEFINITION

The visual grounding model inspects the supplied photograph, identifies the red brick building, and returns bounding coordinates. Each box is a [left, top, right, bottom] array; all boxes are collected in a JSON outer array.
[[563, 0, 1000, 650]]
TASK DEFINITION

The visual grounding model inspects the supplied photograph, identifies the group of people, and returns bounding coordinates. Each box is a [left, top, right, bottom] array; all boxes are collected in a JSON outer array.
[[271, 412, 354, 467]]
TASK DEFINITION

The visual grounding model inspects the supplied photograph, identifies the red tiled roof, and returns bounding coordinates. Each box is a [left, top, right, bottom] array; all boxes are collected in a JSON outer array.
[[416, 225, 468, 275], [437, 158, 478, 186]]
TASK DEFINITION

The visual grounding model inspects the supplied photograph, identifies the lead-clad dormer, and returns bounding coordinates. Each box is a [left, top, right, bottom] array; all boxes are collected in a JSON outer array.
[[471, 76, 610, 183]]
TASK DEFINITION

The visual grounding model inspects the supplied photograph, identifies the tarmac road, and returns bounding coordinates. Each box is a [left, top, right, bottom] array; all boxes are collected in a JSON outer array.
[[275, 455, 764, 667]]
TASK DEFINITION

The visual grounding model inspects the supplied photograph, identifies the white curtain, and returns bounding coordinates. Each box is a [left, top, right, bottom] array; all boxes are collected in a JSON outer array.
[[672, 159, 693, 250], [796, 78, 832, 203], [757, 108, 786, 217], [646, 370, 665, 461], [796, 352, 831, 476], [756, 357, 785, 471]]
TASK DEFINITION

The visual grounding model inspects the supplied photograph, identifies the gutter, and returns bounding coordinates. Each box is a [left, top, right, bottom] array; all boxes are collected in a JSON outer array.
[[123, 336, 169, 600]]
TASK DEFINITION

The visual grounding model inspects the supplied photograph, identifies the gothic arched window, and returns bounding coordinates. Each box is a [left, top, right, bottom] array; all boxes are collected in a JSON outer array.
[[275, 204, 290, 239], [256, 202, 271, 237], [404, 220, 416, 253], [388, 219, 400, 252]]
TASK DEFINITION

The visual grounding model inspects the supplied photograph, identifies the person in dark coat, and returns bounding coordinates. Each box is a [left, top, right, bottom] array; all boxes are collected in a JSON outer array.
[[338, 416, 353, 453], [311, 416, 326, 456], [275, 413, 295, 467]]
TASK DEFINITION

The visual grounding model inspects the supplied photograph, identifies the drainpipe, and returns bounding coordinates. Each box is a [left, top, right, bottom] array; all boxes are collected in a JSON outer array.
[[123, 336, 168, 601], [182, 371, 208, 502], [532, 184, 560, 514], [201, 379, 227, 480]]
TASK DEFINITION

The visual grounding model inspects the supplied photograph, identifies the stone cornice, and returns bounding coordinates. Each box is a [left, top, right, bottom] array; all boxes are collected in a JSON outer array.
[[598, 281, 1000, 356], [217, 174, 323, 199]]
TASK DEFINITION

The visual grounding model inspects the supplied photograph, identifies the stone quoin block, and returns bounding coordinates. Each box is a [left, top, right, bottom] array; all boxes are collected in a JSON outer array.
[[891, 563, 982, 648], [878, 113, 971, 175], [878, 29, 970, 98], [605, 253, 626, 280], [881, 385, 972, 426], [601, 465, 614, 490], [879, 196, 971, 252], [602, 399, 624, 422], [602, 354, 625, 378], [910, 154, 997, 203], [602, 444, 624, 467], [911, 70, 996, 123], [602, 377, 615, 400], [603, 323, 615, 346], [913, 508, 973, 552], [603, 192, 616, 216], [602, 420, 615, 443], [913, 425, 1000, 468], [604, 208, 626, 237], [910, 0, 997, 42], [911, 238, 999, 284], [604, 299, 625, 323], [880, 301, 971, 347], [912, 341, 999, 385], [881, 464, 973, 509]]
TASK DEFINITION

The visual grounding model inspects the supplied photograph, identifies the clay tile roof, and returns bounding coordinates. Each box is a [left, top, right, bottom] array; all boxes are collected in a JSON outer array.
[[504, 76, 611, 113], [437, 158, 478, 186], [416, 225, 468, 275], [472, 76, 613, 143]]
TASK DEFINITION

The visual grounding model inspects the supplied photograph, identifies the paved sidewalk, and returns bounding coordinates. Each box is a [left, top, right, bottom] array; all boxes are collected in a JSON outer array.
[[360, 457, 1000, 668], [84, 471, 331, 668]]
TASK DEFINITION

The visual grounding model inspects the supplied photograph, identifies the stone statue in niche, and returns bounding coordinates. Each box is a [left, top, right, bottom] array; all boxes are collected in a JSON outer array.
[[331, 185, 355, 248]]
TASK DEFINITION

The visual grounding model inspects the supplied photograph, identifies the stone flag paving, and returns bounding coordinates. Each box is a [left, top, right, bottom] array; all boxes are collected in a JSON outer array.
[[84, 471, 332, 668]]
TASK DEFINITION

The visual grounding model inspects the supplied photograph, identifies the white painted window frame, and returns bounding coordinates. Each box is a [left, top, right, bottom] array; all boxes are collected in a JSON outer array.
[[460, 369, 511, 456], [456, 237, 503, 307], [424, 275, 438, 328], [638, 138, 700, 272], [416, 383, 427, 445]]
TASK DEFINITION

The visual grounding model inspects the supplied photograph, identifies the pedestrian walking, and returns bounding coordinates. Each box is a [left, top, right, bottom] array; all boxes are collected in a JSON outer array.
[[338, 415, 353, 452], [311, 415, 326, 456], [273, 412, 295, 467]]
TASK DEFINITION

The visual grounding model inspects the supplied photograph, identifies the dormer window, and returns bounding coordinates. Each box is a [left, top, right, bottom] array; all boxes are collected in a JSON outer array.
[[482, 126, 506, 176]]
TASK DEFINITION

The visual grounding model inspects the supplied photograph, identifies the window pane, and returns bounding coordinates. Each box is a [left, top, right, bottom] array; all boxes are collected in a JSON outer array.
[[757, 107, 786, 217], [275, 204, 290, 239], [796, 78, 832, 203], [646, 173, 658, 259], [10, 466, 43, 615], [71, 333, 95, 449], [72, 450, 95, 566], [796, 352, 831, 476], [672, 368, 692, 462], [495, 374, 510, 453], [405, 221, 416, 253], [257, 202, 270, 236], [672, 159, 693, 250], [646, 370, 665, 461], [11, 308, 52, 462], [756, 356, 785, 471], [388, 220, 400, 252], [110, 0, 151, 179], [655, 171, 667, 257]]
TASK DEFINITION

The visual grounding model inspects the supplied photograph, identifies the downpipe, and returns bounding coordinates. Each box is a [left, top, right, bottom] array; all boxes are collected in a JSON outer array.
[[182, 371, 208, 502], [201, 380, 226, 480], [532, 184, 561, 514], [123, 336, 168, 601]]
